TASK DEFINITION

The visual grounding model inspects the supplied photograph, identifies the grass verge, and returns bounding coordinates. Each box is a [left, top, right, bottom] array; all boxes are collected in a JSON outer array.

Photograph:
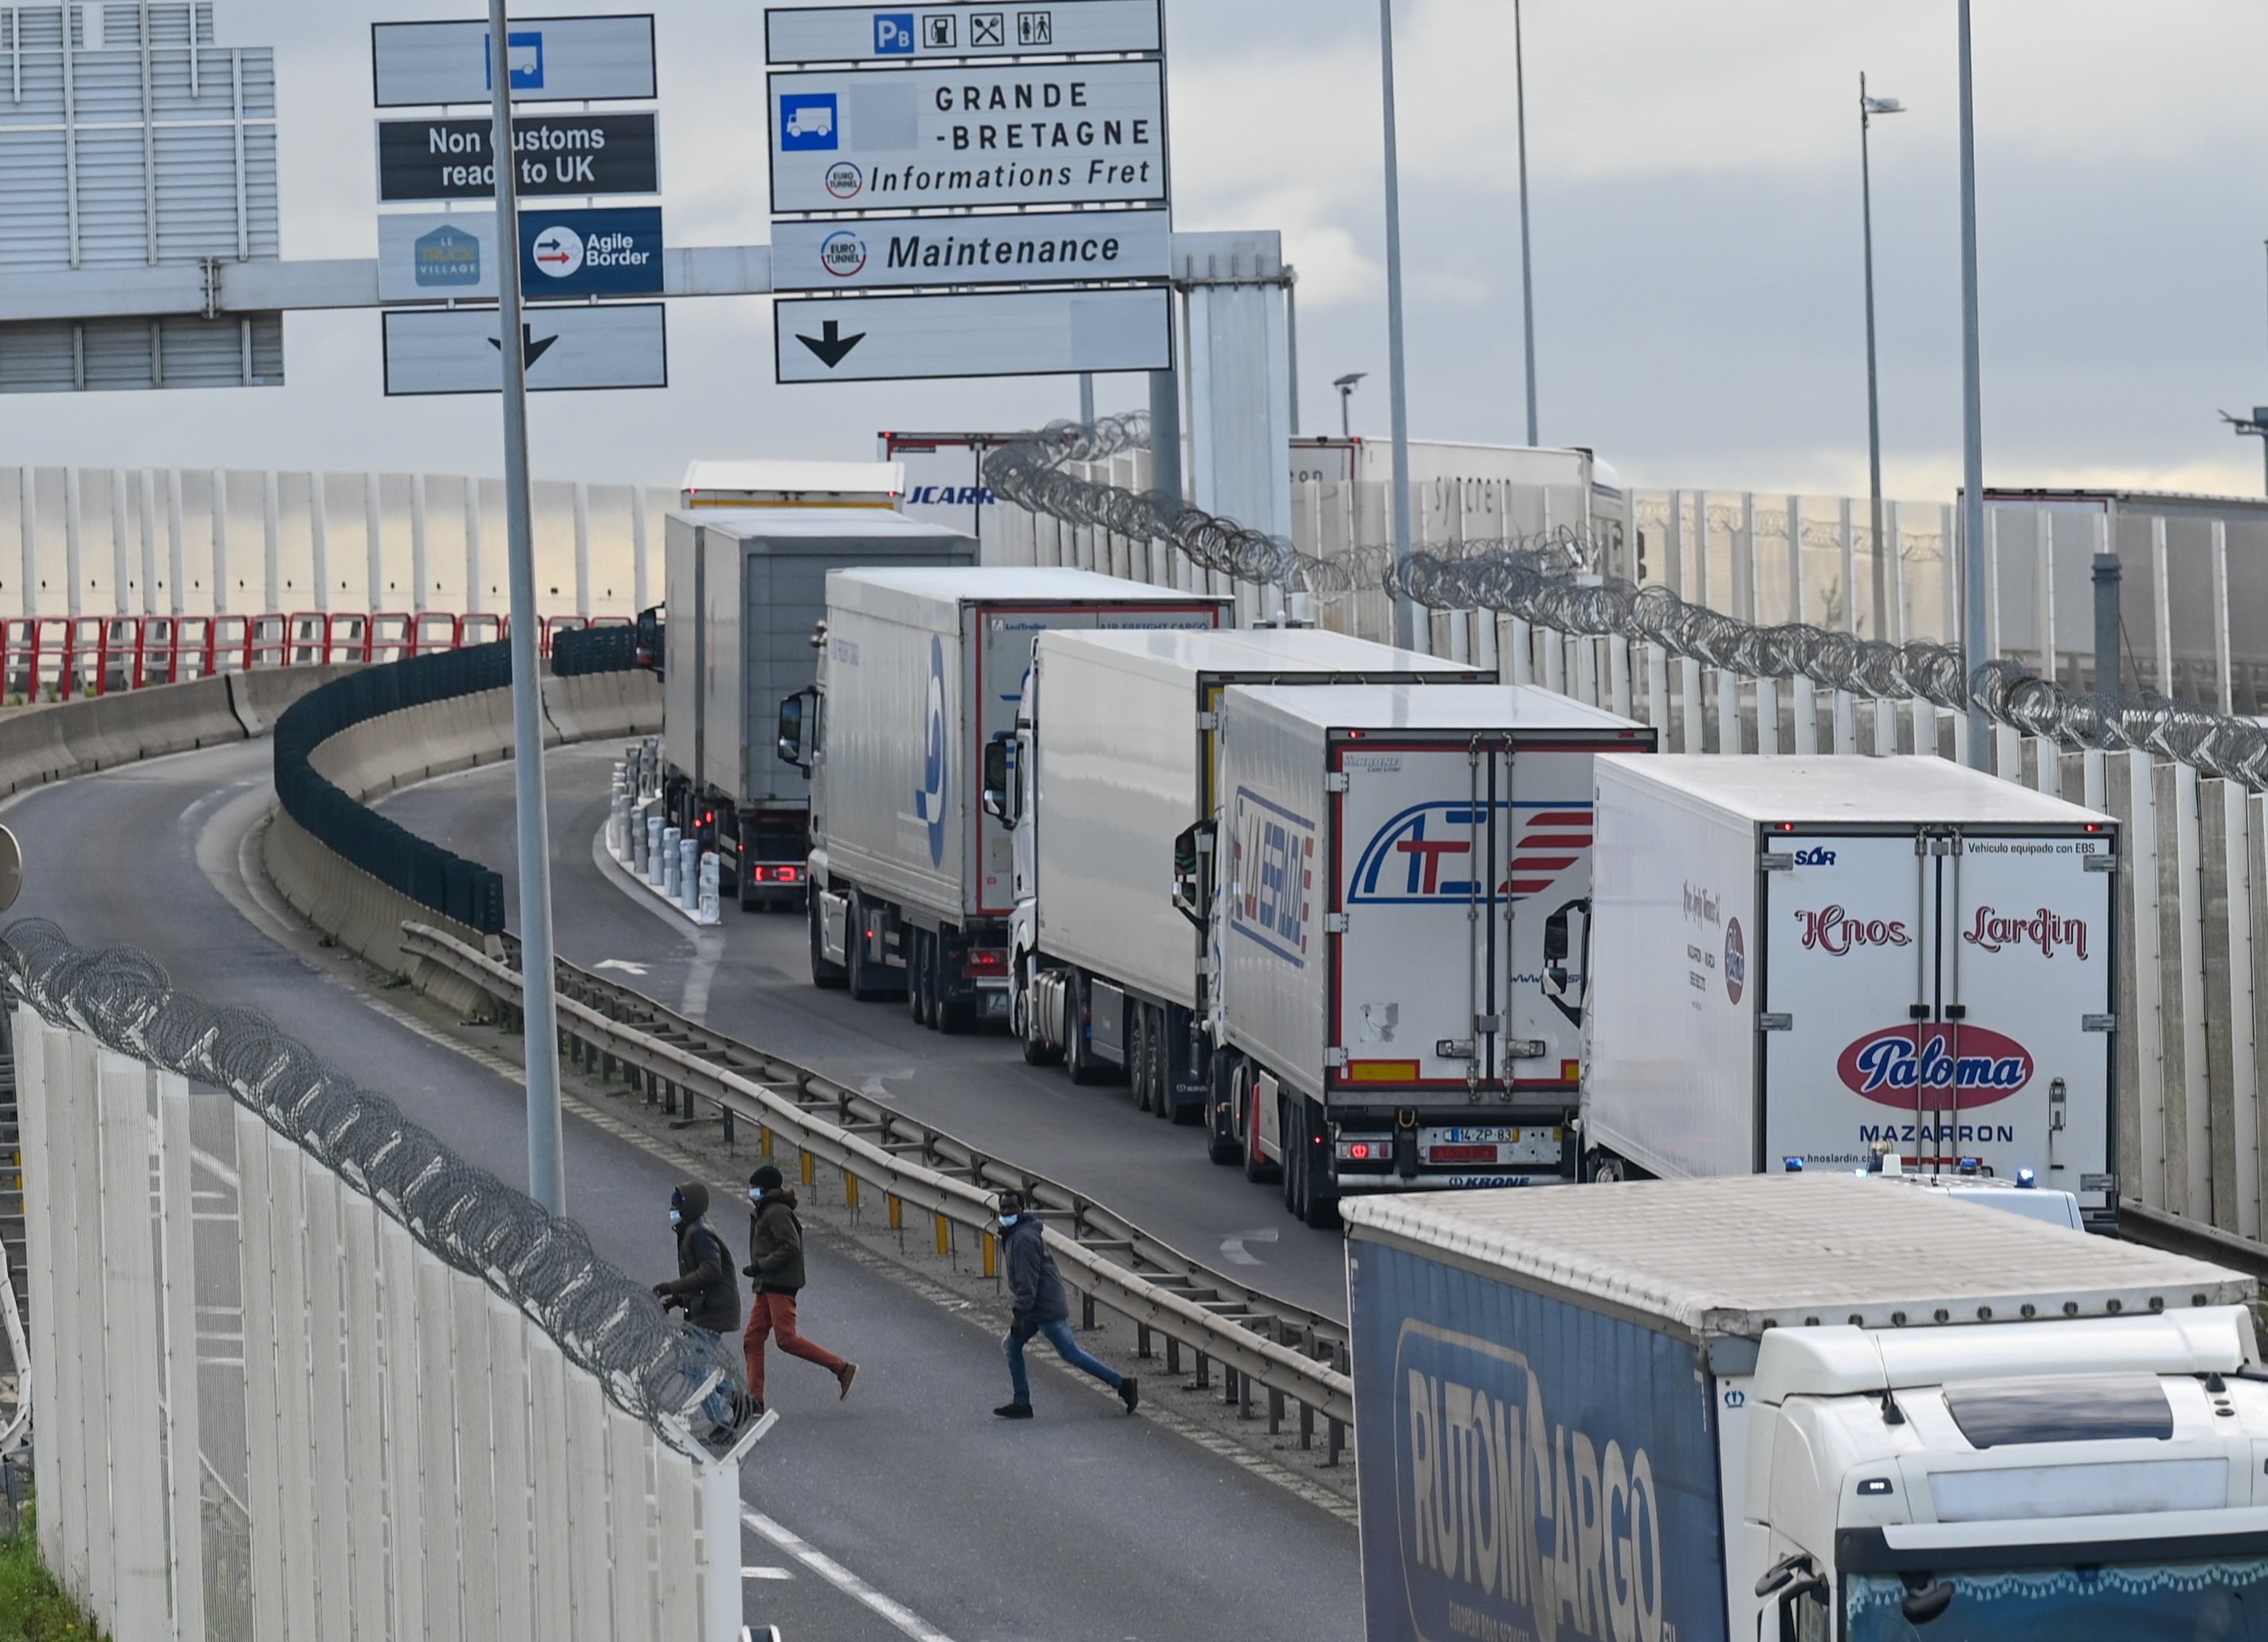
[[0, 1507, 104, 1640]]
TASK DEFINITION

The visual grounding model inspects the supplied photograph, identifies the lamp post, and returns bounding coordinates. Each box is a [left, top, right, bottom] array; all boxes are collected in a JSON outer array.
[[1334, 372, 1367, 439], [1378, 0, 1416, 650], [1859, 74, 1904, 644], [1956, 0, 1991, 770], [1513, 0, 1539, 447]]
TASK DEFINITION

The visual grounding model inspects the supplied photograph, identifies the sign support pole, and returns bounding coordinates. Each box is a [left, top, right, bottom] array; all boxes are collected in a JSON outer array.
[[489, 0, 567, 1214], [1379, 0, 1417, 651]]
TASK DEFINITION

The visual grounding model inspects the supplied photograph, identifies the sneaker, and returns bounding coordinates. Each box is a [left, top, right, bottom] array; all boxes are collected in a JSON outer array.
[[837, 1363, 858, 1401], [1119, 1376, 1140, 1416], [993, 1401, 1034, 1420]]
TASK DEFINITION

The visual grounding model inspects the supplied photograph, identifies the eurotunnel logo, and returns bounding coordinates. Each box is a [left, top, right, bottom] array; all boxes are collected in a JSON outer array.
[[916, 635, 949, 866], [1836, 1024, 2035, 1106], [820, 229, 868, 277], [1348, 803, 1592, 906], [1229, 788, 1316, 966], [413, 222, 483, 288]]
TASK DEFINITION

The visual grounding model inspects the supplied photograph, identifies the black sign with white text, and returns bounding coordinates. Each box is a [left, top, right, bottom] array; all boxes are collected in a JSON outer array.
[[377, 112, 660, 203]]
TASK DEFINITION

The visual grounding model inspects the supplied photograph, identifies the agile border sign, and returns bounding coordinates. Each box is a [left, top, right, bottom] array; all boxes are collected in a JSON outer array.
[[765, 0, 1163, 65], [520, 207, 665, 296], [767, 60, 1166, 213], [372, 15, 657, 108], [772, 285, 1170, 383], [377, 112, 661, 202], [771, 206, 1167, 292]]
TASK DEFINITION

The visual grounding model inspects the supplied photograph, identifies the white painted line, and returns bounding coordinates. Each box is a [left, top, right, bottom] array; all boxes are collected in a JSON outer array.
[[742, 1566, 794, 1581], [741, 1509, 959, 1642]]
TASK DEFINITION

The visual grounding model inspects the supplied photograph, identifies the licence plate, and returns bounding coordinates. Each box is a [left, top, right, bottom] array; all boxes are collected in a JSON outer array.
[[1437, 1127, 1521, 1143], [1429, 1144, 1497, 1163]]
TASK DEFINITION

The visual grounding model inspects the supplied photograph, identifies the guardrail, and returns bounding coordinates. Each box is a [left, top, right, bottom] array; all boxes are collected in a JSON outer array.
[[401, 922, 1358, 1443]]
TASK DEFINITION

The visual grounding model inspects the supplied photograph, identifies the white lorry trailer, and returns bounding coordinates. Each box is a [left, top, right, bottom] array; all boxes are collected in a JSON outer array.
[[995, 627, 1490, 1119], [1191, 683, 1655, 1226], [651, 462, 976, 909], [780, 566, 1230, 1029], [1581, 754, 2121, 1232], [1347, 1174, 2264, 1642]]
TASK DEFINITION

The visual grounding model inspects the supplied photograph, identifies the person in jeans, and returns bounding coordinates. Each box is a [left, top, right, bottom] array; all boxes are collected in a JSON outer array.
[[743, 1165, 856, 1414], [652, 1182, 740, 1435], [995, 1189, 1139, 1419]]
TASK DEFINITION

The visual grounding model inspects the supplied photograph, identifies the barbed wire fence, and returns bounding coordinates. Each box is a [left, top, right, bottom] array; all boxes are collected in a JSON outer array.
[[1, 918, 750, 1460], [986, 418, 2268, 790]]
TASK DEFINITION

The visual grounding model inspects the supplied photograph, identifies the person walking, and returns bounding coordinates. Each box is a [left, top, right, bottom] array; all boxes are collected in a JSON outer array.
[[652, 1182, 740, 1436], [995, 1189, 1138, 1419], [743, 1165, 857, 1415]]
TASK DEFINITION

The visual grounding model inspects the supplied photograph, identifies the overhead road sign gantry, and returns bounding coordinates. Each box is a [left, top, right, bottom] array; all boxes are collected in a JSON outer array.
[[768, 61, 1166, 213], [771, 206, 1168, 292], [773, 285, 1169, 382], [377, 112, 661, 202], [380, 212, 504, 303], [766, 0, 1163, 65], [383, 304, 668, 395], [372, 15, 657, 107]]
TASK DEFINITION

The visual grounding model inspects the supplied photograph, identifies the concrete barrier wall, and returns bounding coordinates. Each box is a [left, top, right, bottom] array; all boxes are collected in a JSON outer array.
[[0, 666, 360, 799]]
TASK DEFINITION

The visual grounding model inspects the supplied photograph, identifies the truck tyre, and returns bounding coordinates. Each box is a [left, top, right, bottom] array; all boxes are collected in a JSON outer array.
[[907, 930, 929, 1025], [1147, 1008, 1175, 1121], [846, 896, 896, 1003], [1207, 1053, 1242, 1164], [1129, 1006, 1152, 1113], [1066, 974, 1109, 1087], [1242, 1072, 1280, 1185], [808, 893, 846, 990], [1281, 1097, 1302, 1215]]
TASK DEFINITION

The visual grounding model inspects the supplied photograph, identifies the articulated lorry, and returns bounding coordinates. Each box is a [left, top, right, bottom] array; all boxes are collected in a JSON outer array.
[[1581, 754, 2120, 1232], [1347, 1174, 2264, 1642], [997, 627, 1489, 1116], [1187, 684, 1654, 1226], [651, 461, 975, 909], [782, 566, 1230, 1029]]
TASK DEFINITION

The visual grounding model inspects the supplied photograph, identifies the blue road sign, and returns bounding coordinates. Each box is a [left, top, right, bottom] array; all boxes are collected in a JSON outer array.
[[779, 92, 839, 151], [413, 223, 484, 290], [873, 13, 916, 53], [486, 30, 545, 90], [520, 207, 665, 297]]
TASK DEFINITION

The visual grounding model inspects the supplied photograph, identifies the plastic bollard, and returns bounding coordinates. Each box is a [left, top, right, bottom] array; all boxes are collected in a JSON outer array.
[[697, 852, 721, 925], [679, 838, 700, 912], [634, 809, 650, 874], [661, 827, 682, 897], [645, 816, 664, 884]]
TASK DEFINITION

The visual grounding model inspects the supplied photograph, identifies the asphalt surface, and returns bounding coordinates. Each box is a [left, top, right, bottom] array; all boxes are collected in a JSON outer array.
[[379, 741, 1356, 1320], [5, 737, 1360, 1642]]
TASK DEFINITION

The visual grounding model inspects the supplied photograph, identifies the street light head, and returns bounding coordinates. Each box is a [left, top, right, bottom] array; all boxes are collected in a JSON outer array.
[[1863, 96, 1905, 116], [1333, 372, 1367, 390]]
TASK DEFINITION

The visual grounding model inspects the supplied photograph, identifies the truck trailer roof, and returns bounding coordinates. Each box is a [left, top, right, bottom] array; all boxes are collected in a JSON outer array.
[[670, 507, 975, 543], [1341, 1174, 2248, 1342], [1229, 680, 1643, 735], [826, 566, 1231, 629], [1599, 753, 2113, 827], [1038, 626, 1484, 681]]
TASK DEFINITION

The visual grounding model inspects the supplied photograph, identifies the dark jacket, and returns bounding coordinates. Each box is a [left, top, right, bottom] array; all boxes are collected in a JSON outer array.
[[745, 1190, 808, 1295], [1003, 1213, 1069, 1334], [657, 1182, 740, 1333]]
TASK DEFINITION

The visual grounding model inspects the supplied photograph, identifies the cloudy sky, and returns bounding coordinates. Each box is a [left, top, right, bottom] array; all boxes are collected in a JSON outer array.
[[3, 0, 2265, 503]]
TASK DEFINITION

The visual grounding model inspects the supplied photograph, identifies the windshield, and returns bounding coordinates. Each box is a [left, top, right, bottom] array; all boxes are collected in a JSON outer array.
[[1846, 1558, 2268, 1641]]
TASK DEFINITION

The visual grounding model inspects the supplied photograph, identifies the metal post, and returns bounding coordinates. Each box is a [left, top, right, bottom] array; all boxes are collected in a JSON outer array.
[[1147, 367, 1182, 508], [1284, 273, 1301, 437], [1956, 0, 1991, 768], [2092, 551, 2121, 697], [489, 0, 566, 1213], [1513, 0, 1538, 447], [1077, 371, 1093, 429], [1861, 71, 1891, 643], [1379, 0, 1416, 650]]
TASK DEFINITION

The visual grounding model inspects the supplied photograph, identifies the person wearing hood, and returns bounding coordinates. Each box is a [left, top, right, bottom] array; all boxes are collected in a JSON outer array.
[[995, 1189, 1138, 1419], [653, 1182, 741, 1431], [743, 1165, 857, 1415]]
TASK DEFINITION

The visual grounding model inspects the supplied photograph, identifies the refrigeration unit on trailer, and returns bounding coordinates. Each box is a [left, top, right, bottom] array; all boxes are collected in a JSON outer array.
[[1581, 754, 2121, 1231], [1346, 1174, 2263, 1642], [996, 627, 1491, 1117], [648, 461, 975, 909], [783, 566, 1232, 1030], [1195, 684, 1655, 1226]]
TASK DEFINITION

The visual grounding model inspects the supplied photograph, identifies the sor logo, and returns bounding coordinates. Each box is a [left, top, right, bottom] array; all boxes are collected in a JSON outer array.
[[1228, 789, 1317, 966], [1792, 846, 1837, 866], [915, 636, 949, 867], [819, 230, 867, 277], [1794, 905, 1910, 956], [1724, 918, 1745, 1005], [1837, 1024, 2035, 1106]]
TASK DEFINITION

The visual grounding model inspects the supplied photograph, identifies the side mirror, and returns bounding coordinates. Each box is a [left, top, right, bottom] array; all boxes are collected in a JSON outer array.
[[634, 606, 664, 676], [1171, 820, 1216, 930], [1776, 1577, 1831, 1642], [776, 689, 814, 773], [1541, 897, 1591, 1027], [982, 737, 1015, 828]]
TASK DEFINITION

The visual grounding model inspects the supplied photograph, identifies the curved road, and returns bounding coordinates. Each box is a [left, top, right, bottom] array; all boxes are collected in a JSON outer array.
[[380, 741, 1354, 1319], [3, 736, 1360, 1642]]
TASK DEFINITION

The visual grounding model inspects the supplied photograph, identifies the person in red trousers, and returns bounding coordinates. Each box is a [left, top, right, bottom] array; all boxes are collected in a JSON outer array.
[[742, 1165, 856, 1415]]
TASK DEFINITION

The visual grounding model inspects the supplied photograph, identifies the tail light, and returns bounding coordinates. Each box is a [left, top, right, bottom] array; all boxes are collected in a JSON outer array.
[[964, 950, 1007, 978]]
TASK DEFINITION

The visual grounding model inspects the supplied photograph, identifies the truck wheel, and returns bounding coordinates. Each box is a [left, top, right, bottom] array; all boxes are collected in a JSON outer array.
[[808, 893, 846, 990], [1128, 1007, 1152, 1113], [907, 931, 929, 1025], [1146, 1008, 1175, 1121], [1242, 1075, 1280, 1185], [1299, 1119, 1340, 1232], [1207, 1054, 1242, 1164], [1281, 1098, 1304, 1215], [1066, 975, 1108, 1087]]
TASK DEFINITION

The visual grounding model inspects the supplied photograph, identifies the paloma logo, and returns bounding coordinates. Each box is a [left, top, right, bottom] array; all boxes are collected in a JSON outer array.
[[1964, 905, 2088, 961], [1794, 905, 1910, 955], [1836, 1024, 2034, 1105]]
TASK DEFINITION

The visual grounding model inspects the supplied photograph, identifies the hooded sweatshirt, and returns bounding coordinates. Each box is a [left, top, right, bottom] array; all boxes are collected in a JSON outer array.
[[1002, 1213, 1069, 1332], [657, 1182, 740, 1333], [745, 1189, 807, 1295]]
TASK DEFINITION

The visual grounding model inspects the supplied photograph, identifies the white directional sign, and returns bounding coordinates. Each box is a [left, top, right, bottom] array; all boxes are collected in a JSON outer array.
[[371, 16, 657, 108], [768, 61, 1166, 213], [773, 287, 1169, 383], [766, 1, 1163, 65], [383, 304, 668, 396], [379, 211, 501, 303], [771, 207, 1168, 292]]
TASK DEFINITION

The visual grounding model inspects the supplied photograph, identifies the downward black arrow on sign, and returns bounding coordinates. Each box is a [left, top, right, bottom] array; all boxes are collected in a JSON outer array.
[[488, 323, 561, 370], [796, 319, 865, 369]]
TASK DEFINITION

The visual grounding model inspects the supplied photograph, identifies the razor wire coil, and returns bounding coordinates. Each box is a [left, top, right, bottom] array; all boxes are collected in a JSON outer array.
[[1, 921, 748, 1458]]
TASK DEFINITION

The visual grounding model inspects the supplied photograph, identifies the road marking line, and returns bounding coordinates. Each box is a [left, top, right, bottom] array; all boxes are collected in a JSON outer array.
[[741, 1565, 794, 1581], [741, 1509, 957, 1642]]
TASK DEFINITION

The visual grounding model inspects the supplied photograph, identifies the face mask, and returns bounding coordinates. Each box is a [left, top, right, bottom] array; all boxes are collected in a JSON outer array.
[[999, 1213, 1018, 1228], [669, 1209, 683, 1227], [748, 1188, 763, 1205]]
